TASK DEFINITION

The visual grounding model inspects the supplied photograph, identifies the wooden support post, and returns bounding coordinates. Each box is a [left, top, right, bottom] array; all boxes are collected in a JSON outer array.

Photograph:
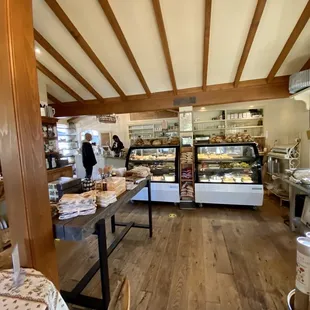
[[0, 0, 59, 285]]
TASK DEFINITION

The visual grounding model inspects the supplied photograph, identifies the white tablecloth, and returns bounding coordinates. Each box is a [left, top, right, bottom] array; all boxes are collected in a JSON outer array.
[[0, 268, 68, 310]]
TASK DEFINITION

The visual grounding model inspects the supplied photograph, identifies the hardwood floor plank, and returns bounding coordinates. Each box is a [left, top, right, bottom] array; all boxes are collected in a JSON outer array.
[[166, 214, 191, 310], [147, 214, 183, 310], [140, 215, 173, 293], [56, 199, 295, 310], [187, 214, 206, 310], [217, 273, 242, 310], [202, 217, 220, 303], [212, 225, 233, 274], [206, 302, 220, 310], [222, 222, 270, 310]]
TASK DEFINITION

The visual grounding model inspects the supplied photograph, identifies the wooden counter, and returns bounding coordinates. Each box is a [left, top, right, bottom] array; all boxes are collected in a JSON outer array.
[[47, 165, 73, 183]]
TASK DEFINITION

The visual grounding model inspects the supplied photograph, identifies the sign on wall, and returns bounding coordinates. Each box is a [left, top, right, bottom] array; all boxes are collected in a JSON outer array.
[[97, 114, 117, 123]]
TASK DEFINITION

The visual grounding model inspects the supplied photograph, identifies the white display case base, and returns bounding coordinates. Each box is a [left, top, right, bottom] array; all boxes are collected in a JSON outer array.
[[195, 183, 264, 206], [132, 183, 180, 203]]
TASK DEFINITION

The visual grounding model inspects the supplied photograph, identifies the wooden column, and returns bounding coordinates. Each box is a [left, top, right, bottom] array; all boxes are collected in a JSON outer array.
[[0, 0, 58, 285]]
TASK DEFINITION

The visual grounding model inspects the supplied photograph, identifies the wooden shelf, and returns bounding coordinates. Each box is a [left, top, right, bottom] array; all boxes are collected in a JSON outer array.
[[45, 151, 59, 156], [44, 136, 57, 141], [226, 117, 263, 121], [41, 116, 58, 124], [181, 178, 193, 182]]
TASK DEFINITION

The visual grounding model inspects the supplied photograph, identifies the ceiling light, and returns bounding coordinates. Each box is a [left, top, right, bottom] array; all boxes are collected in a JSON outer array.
[[35, 47, 41, 55], [200, 107, 206, 111], [249, 105, 254, 108]]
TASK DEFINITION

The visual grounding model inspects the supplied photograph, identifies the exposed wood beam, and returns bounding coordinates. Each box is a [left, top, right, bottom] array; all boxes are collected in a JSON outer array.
[[166, 109, 179, 114], [152, 0, 178, 95], [34, 29, 104, 102], [37, 61, 84, 103], [45, 0, 127, 100], [54, 76, 289, 116], [98, 0, 151, 97], [0, 0, 58, 285], [234, 0, 267, 87], [202, 0, 212, 91], [47, 92, 63, 105], [301, 57, 310, 71], [267, 1, 310, 83]]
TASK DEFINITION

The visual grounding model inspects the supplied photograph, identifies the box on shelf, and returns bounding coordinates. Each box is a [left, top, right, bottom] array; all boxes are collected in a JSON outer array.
[[106, 177, 126, 197]]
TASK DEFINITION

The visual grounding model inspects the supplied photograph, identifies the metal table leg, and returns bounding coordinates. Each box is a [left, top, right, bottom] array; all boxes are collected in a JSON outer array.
[[111, 215, 116, 233], [147, 179, 153, 238], [96, 219, 110, 310], [289, 185, 296, 232]]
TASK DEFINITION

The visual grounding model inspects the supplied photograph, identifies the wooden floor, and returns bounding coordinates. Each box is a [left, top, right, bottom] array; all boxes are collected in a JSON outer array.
[[56, 195, 296, 310]]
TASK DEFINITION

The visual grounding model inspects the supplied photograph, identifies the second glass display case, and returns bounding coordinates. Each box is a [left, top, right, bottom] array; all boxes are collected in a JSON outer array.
[[126, 145, 180, 203], [195, 142, 263, 207]]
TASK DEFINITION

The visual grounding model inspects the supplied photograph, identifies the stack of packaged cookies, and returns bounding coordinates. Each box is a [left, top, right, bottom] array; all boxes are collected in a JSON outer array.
[[180, 151, 193, 164], [180, 182, 194, 199]]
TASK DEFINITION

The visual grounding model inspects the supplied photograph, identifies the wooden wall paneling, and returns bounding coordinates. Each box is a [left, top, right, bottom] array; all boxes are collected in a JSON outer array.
[[54, 76, 289, 116], [234, 0, 267, 87], [130, 110, 178, 121], [152, 0, 178, 95], [37, 61, 85, 103], [0, 0, 58, 285], [34, 29, 104, 102], [202, 0, 212, 91], [301, 57, 310, 71], [98, 0, 151, 97], [45, 0, 127, 100], [267, 1, 310, 83], [47, 92, 63, 105]]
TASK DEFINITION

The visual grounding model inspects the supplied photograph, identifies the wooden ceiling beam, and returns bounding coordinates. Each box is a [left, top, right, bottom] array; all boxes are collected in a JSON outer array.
[[234, 0, 267, 87], [152, 0, 178, 95], [47, 92, 63, 105], [37, 61, 84, 103], [54, 76, 289, 116], [45, 0, 127, 100], [202, 0, 212, 91], [301, 57, 310, 71], [34, 29, 104, 102], [98, 0, 151, 97], [267, 1, 310, 83]]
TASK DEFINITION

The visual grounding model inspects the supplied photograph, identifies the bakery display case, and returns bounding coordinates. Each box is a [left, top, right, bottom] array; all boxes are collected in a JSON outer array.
[[194, 142, 263, 207], [126, 145, 180, 203]]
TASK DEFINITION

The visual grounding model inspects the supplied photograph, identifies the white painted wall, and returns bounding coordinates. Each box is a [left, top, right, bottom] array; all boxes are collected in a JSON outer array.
[[74, 98, 310, 168], [75, 114, 131, 148], [196, 98, 309, 167]]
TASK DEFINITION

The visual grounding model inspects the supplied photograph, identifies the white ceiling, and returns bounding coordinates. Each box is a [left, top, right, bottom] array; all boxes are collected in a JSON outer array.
[[32, 0, 310, 103]]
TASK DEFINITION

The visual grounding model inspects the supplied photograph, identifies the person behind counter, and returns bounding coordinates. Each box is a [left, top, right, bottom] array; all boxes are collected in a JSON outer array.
[[110, 135, 124, 157], [82, 133, 97, 178]]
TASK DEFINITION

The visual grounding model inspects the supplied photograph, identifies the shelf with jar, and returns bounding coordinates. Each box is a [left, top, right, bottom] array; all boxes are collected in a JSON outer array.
[[41, 117, 60, 170], [57, 123, 79, 165]]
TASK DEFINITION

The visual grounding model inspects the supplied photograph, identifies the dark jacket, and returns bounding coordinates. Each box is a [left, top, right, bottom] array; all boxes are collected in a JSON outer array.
[[111, 141, 124, 155], [82, 141, 97, 168]]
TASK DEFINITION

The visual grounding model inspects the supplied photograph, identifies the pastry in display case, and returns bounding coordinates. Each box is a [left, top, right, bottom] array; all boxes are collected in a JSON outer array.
[[194, 142, 263, 207], [126, 145, 180, 203]]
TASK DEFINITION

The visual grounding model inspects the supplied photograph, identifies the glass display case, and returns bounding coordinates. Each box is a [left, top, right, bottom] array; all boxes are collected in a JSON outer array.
[[127, 146, 179, 183], [126, 145, 180, 203], [194, 142, 263, 207]]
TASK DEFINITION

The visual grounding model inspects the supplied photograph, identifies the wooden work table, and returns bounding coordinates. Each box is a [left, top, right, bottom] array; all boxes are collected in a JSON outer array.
[[53, 177, 152, 310]]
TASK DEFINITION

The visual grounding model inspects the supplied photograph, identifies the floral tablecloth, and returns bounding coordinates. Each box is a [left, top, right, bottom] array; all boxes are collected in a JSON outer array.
[[0, 268, 68, 310]]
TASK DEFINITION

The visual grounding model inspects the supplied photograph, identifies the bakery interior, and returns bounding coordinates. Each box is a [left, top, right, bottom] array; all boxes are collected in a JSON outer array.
[[1, 0, 310, 309]]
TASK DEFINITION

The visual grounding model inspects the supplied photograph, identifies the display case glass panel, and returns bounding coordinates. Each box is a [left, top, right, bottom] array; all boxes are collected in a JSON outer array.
[[195, 143, 261, 184], [127, 146, 178, 183]]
